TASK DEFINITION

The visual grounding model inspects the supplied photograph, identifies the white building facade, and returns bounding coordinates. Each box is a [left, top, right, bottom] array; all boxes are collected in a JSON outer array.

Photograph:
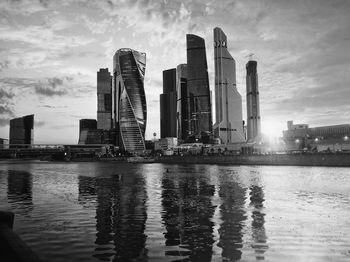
[[213, 27, 245, 144]]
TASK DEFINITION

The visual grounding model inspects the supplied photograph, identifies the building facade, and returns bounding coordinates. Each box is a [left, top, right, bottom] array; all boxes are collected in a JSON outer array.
[[246, 60, 261, 141], [213, 27, 245, 144], [78, 119, 97, 144], [176, 64, 188, 141], [97, 68, 112, 130], [186, 34, 212, 141], [9, 114, 34, 147], [160, 68, 177, 138], [113, 48, 147, 152], [283, 121, 350, 151]]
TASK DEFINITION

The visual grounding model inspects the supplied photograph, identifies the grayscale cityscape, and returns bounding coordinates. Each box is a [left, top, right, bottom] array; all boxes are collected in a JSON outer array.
[[0, 1, 350, 262]]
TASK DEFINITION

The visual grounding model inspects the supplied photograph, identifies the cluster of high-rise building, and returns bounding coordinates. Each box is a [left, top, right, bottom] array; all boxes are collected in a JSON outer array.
[[2, 28, 349, 155], [78, 27, 262, 152], [0, 27, 263, 152], [160, 27, 261, 145]]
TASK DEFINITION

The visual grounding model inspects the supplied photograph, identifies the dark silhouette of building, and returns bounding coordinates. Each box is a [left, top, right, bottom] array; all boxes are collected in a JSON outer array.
[[160, 68, 177, 138], [186, 34, 212, 142], [78, 119, 115, 145], [246, 60, 261, 141], [78, 119, 97, 144], [79, 119, 97, 133], [176, 64, 188, 141], [113, 48, 147, 152], [97, 68, 112, 130], [9, 114, 34, 148]]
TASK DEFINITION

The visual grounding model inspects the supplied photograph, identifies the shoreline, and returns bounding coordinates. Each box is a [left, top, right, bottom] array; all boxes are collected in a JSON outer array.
[[155, 153, 350, 167], [1, 153, 350, 167]]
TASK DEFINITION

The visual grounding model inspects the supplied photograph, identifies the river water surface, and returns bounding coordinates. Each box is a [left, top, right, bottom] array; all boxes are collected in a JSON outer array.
[[0, 161, 349, 261]]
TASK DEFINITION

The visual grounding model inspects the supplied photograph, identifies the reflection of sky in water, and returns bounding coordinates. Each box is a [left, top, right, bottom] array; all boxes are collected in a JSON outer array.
[[0, 163, 349, 262]]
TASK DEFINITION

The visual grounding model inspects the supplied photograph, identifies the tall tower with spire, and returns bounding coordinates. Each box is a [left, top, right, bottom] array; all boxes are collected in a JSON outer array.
[[213, 27, 245, 144]]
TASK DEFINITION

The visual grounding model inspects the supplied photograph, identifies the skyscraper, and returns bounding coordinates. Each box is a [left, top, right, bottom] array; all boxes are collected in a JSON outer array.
[[213, 27, 245, 144], [186, 34, 212, 141], [246, 60, 261, 141], [160, 68, 177, 138], [9, 114, 34, 148], [176, 64, 188, 141], [97, 68, 112, 130], [113, 48, 147, 152]]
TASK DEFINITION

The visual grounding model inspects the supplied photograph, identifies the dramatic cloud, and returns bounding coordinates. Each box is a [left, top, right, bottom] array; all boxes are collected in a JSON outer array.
[[0, 0, 349, 143], [0, 117, 11, 127], [0, 88, 14, 99], [0, 105, 14, 116], [35, 86, 67, 96]]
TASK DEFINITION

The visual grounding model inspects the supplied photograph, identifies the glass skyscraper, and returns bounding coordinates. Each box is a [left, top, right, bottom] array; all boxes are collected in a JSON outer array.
[[176, 64, 188, 141], [9, 114, 34, 148], [213, 27, 245, 144], [97, 68, 112, 130], [246, 60, 261, 141], [160, 68, 177, 138], [186, 34, 212, 141], [113, 48, 147, 152]]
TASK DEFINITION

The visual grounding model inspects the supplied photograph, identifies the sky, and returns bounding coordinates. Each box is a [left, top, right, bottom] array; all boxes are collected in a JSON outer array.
[[0, 0, 350, 144]]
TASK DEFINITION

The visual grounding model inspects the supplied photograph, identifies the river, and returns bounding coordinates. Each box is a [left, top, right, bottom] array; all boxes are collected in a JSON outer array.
[[0, 161, 349, 261]]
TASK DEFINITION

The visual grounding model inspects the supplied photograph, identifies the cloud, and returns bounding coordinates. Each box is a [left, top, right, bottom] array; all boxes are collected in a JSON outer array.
[[0, 0, 48, 16], [78, 15, 114, 34], [48, 77, 63, 88], [40, 104, 68, 109], [1, 0, 350, 143], [34, 77, 67, 96], [35, 120, 45, 127], [0, 117, 11, 127], [0, 88, 14, 99], [0, 105, 14, 115], [35, 85, 67, 96]]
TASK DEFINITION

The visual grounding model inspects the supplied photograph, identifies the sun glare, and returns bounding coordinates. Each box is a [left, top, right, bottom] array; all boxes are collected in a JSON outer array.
[[261, 120, 285, 139]]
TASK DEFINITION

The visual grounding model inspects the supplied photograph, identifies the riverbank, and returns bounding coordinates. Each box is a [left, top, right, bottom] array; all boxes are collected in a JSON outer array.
[[155, 153, 350, 167], [1, 153, 350, 167]]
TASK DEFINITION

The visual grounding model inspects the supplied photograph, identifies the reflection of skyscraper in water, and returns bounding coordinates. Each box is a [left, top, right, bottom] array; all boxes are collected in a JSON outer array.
[[113, 174, 148, 261], [249, 185, 268, 259], [218, 177, 247, 261], [78, 176, 96, 206], [161, 176, 181, 248], [77, 174, 148, 261], [94, 177, 114, 261], [7, 170, 33, 214], [161, 174, 216, 261]]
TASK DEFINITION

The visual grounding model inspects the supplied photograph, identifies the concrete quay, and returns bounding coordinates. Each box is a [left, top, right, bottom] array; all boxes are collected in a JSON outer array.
[[155, 153, 350, 167]]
